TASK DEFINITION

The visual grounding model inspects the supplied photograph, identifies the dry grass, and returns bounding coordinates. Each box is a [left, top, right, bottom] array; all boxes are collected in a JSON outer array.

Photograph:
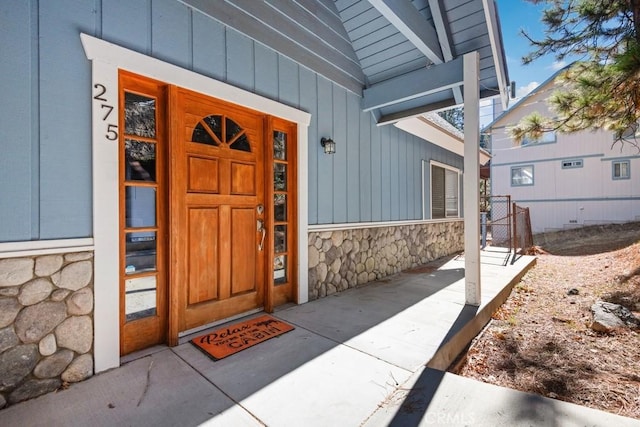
[[451, 222, 640, 419]]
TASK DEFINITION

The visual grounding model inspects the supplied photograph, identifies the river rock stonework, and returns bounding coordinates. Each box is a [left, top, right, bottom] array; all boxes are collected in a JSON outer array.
[[308, 221, 463, 300], [0, 252, 95, 409]]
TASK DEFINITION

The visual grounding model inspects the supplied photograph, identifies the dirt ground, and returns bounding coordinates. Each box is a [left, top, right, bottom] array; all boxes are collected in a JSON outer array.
[[450, 221, 640, 419]]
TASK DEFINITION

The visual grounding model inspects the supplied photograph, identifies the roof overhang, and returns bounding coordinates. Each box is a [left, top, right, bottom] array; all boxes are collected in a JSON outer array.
[[395, 115, 491, 166], [358, 0, 510, 125]]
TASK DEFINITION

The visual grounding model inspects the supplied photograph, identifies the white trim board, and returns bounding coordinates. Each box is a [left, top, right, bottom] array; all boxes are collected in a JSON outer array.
[[0, 238, 94, 259], [81, 33, 311, 373], [308, 218, 464, 233], [81, 35, 311, 126], [308, 218, 463, 233], [395, 117, 491, 165]]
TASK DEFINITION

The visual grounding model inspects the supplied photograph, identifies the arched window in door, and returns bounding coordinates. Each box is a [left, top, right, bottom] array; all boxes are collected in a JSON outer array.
[[191, 115, 251, 152]]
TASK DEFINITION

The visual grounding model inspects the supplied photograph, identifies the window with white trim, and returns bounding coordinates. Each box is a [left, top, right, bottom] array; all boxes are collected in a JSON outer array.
[[561, 159, 583, 169], [612, 160, 630, 180], [430, 162, 460, 219], [511, 165, 534, 186], [522, 131, 556, 146]]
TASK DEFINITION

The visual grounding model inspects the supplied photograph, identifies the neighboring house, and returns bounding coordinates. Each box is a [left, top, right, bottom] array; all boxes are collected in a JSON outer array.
[[0, 0, 508, 405], [485, 68, 640, 234]]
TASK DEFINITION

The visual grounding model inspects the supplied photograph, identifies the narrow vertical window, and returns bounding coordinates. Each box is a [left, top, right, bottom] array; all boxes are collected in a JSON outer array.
[[269, 119, 297, 308], [122, 90, 161, 322], [273, 131, 288, 285]]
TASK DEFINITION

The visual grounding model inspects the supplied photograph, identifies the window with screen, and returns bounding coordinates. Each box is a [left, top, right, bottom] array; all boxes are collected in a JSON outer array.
[[431, 163, 460, 219]]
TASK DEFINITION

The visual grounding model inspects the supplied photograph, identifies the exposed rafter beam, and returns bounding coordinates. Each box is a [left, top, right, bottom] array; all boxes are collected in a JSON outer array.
[[367, 0, 443, 64], [428, 0, 463, 104], [362, 56, 462, 112], [376, 88, 502, 125], [377, 98, 456, 125], [482, 0, 509, 110]]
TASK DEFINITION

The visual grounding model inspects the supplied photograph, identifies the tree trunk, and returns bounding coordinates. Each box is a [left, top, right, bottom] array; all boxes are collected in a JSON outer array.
[[631, 0, 640, 43]]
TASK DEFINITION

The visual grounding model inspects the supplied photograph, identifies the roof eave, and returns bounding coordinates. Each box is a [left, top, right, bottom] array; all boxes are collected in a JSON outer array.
[[395, 116, 492, 166], [482, 0, 510, 111]]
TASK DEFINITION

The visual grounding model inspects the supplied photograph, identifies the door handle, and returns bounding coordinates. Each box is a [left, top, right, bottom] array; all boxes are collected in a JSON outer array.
[[257, 219, 266, 251]]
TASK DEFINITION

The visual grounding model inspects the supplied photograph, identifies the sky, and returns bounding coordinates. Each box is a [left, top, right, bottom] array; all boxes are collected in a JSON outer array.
[[478, 1, 569, 126], [494, 0, 564, 99]]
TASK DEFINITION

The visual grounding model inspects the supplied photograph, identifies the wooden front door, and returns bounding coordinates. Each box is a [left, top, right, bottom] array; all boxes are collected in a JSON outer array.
[[169, 88, 266, 338]]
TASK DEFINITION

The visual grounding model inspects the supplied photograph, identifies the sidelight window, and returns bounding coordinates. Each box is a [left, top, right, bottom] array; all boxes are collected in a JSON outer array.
[[273, 130, 289, 285], [122, 91, 161, 322]]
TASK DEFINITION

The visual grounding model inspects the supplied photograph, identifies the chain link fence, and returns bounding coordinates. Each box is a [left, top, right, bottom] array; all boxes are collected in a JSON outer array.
[[481, 195, 511, 249], [481, 195, 533, 263]]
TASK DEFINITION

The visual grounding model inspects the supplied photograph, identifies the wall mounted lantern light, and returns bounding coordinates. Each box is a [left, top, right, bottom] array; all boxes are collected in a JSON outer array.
[[321, 137, 336, 154]]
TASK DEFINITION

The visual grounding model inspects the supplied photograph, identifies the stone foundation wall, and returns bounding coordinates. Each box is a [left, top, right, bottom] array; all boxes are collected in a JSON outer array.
[[308, 221, 463, 300], [0, 252, 94, 409]]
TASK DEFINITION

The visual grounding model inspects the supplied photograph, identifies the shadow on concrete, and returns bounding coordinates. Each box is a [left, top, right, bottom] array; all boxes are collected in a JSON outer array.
[[388, 369, 447, 427], [0, 253, 535, 426], [512, 394, 565, 427], [456, 247, 513, 267], [387, 304, 479, 427], [510, 390, 608, 427]]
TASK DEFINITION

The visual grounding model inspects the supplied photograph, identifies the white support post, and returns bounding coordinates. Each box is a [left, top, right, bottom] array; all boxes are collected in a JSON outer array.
[[463, 52, 481, 306]]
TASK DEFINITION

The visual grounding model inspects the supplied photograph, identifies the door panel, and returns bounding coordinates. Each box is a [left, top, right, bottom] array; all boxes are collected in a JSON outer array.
[[188, 207, 219, 305], [188, 156, 219, 193], [231, 162, 255, 194], [231, 207, 257, 295], [171, 87, 266, 336]]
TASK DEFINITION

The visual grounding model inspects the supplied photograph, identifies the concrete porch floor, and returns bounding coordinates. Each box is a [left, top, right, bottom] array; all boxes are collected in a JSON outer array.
[[2, 252, 638, 426]]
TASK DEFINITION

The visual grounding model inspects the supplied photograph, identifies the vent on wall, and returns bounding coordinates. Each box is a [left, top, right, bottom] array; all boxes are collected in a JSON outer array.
[[569, 220, 578, 224], [562, 159, 583, 169]]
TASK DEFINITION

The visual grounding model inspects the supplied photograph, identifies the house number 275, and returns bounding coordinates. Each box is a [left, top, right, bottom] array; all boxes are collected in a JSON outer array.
[[93, 83, 118, 141]]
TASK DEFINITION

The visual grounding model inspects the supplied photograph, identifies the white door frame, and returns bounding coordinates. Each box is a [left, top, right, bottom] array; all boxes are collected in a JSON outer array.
[[81, 33, 310, 373]]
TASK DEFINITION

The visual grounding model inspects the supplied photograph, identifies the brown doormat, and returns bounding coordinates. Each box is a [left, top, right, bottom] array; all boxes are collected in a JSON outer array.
[[190, 314, 295, 361]]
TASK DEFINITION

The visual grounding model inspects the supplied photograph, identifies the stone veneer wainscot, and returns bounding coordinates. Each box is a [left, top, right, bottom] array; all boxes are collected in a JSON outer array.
[[308, 221, 464, 300], [0, 252, 95, 409]]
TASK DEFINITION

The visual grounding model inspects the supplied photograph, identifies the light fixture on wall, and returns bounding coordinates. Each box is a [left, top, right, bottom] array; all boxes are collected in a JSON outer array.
[[321, 137, 336, 154]]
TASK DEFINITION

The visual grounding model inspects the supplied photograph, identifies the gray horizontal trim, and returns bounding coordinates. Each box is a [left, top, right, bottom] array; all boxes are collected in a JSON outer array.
[[375, 88, 510, 125], [377, 97, 456, 125], [600, 154, 640, 161], [513, 196, 640, 204], [363, 56, 463, 111], [492, 153, 605, 167]]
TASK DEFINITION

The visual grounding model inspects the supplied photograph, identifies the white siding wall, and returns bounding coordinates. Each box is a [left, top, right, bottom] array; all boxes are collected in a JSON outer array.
[[490, 83, 640, 233]]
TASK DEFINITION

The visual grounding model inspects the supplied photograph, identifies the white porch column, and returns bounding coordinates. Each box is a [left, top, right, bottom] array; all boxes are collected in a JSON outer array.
[[463, 51, 481, 306]]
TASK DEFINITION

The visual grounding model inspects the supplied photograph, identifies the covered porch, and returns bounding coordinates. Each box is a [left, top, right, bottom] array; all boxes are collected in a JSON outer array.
[[0, 252, 550, 426]]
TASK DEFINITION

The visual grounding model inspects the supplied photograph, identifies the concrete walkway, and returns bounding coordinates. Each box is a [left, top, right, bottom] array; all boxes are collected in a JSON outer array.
[[2, 252, 638, 426]]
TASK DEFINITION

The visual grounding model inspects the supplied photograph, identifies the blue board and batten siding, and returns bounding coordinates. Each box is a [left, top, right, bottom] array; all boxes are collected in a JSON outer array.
[[0, 0, 462, 243]]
